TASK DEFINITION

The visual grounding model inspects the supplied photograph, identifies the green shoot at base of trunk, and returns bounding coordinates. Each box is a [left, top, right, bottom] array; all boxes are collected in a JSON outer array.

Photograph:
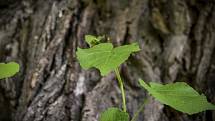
[[76, 34, 215, 121]]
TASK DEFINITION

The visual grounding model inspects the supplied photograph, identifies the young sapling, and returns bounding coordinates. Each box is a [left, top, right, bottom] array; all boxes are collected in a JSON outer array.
[[76, 35, 215, 121]]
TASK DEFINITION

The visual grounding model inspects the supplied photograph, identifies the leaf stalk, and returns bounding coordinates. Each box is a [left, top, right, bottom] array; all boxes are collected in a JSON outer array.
[[115, 68, 127, 112]]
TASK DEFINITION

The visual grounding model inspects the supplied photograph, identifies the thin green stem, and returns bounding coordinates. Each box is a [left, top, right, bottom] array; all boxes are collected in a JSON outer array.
[[131, 99, 148, 121], [114, 68, 127, 112]]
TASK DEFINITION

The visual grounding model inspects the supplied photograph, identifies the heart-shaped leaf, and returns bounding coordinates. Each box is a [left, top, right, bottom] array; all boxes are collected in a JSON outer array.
[[76, 43, 140, 76], [139, 80, 215, 114], [0, 62, 20, 79], [99, 108, 129, 121]]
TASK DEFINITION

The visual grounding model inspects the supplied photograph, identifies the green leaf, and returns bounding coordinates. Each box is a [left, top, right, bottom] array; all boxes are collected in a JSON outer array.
[[85, 35, 101, 47], [76, 42, 140, 76], [139, 80, 215, 115], [0, 62, 20, 79], [99, 108, 129, 121]]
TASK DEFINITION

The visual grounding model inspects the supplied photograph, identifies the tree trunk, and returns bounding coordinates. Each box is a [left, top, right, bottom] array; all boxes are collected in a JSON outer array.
[[0, 0, 215, 121]]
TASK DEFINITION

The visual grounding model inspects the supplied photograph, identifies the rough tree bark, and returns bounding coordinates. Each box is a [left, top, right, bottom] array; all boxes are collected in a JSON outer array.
[[0, 0, 215, 121]]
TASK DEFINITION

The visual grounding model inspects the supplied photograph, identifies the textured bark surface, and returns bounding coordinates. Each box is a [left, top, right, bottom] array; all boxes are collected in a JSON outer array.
[[0, 0, 215, 121]]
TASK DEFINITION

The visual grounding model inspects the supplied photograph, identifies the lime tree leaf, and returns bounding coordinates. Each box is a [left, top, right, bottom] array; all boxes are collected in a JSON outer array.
[[139, 80, 215, 115], [76, 42, 140, 76], [0, 62, 20, 79], [99, 108, 129, 121], [85, 35, 101, 47]]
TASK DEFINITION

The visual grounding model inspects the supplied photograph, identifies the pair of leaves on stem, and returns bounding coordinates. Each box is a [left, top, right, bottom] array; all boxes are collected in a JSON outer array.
[[76, 35, 215, 121], [77, 35, 140, 76], [77, 35, 139, 121], [0, 62, 19, 79], [99, 80, 215, 121]]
